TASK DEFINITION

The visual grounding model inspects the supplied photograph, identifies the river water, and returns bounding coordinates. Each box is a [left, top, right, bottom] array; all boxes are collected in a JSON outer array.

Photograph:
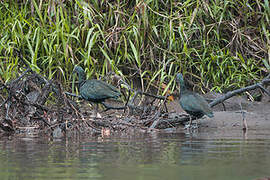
[[0, 129, 269, 180]]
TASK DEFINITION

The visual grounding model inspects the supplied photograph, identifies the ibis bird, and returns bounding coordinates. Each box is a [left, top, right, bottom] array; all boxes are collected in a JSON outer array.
[[73, 66, 121, 114], [176, 73, 213, 128]]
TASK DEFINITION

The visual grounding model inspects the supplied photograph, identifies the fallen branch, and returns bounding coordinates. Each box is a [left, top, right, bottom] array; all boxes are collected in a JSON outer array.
[[210, 74, 270, 107]]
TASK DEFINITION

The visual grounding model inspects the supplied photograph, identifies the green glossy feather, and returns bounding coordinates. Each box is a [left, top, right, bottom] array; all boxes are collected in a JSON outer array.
[[73, 66, 120, 103], [176, 73, 213, 118]]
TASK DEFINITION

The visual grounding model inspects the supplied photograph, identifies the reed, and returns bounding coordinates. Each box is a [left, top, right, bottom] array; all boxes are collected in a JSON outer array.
[[0, 0, 269, 95]]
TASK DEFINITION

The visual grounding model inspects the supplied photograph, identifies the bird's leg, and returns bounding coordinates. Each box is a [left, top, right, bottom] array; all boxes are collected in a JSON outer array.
[[194, 118, 199, 129], [190, 116, 198, 130], [184, 115, 192, 130], [185, 115, 200, 130], [189, 115, 192, 128], [95, 104, 98, 116]]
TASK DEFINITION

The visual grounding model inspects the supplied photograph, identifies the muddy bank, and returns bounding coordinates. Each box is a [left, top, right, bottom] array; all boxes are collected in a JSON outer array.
[[194, 99, 270, 130], [166, 94, 270, 130]]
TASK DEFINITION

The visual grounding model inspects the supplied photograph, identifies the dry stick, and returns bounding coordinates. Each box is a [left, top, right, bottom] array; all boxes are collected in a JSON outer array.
[[64, 92, 81, 98], [14, 49, 60, 95], [206, 98, 226, 111], [5, 101, 11, 120], [2, 50, 59, 129], [120, 80, 172, 128], [0, 123, 14, 133], [137, 91, 167, 100], [0, 98, 8, 108], [258, 84, 270, 96], [0, 84, 11, 117], [120, 79, 169, 108], [209, 74, 270, 108], [130, 91, 139, 104], [14, 50, 77, 120], [239, 101, 248, 131], [150, 94, 170, 129], [0, 68, 31, 118], [58, 87, 97, 133], [57, 83, 82, 119], [6, 68, 31, 86], [0, 83, 50, 132], [1, 82, 47, 111], [123, 88, 131, 113], [119, 79, 168, 100]]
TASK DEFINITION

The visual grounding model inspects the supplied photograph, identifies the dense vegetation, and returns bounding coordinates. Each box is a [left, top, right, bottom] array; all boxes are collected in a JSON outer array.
[[0, 0, 269, 95]]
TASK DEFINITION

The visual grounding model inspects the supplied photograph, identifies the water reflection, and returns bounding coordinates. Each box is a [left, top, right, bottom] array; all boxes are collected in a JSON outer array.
[[0, 129, 269, 180]]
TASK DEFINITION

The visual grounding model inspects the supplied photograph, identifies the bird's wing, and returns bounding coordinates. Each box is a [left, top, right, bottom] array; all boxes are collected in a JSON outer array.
[[95, 80, 120, 95], [180, 93, 211, 113], [80, 80, 120, 100], [180, 94, 200, 112], [193, 93, 213, 115]]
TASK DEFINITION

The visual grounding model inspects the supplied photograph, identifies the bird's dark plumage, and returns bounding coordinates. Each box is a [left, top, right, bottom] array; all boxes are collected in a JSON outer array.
[[73, 66, 121, 103], [176, 73, 213, 118]]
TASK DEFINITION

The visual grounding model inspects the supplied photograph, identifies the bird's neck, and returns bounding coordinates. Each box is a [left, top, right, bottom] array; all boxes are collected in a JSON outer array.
[[179, 83, 189, 96], [77, 72, 86, 87]]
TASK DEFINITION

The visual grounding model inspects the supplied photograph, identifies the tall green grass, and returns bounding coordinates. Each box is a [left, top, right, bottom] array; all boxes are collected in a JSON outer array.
[[0, 0, 269, 94]]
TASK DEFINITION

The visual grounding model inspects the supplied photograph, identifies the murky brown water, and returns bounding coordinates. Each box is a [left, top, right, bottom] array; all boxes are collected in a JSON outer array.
[[0, 129, 270, 180]]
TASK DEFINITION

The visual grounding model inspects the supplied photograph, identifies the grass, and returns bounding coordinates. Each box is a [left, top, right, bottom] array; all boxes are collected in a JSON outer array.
[[0, 0, 269, 96]]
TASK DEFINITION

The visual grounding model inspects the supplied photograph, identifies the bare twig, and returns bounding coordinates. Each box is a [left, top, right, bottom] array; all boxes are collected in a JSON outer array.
[[210, 74, 270, 107], [150, 94, 170, 128]]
